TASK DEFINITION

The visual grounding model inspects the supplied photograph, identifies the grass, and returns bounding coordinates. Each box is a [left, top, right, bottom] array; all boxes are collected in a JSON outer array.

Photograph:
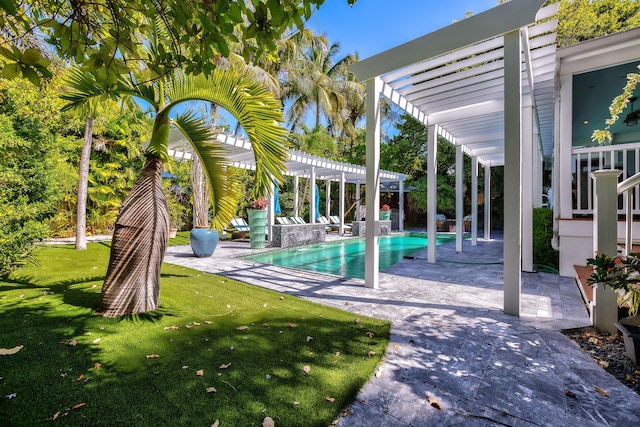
[[0, 242, 390, 426]]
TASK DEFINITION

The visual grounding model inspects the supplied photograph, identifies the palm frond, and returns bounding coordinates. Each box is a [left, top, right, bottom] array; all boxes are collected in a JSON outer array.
[[172, 112, 242, 231], [163, 69, 289, 198]]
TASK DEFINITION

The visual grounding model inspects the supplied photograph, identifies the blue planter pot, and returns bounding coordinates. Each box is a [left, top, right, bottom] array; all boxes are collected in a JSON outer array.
[[190, 227, 219, 257]]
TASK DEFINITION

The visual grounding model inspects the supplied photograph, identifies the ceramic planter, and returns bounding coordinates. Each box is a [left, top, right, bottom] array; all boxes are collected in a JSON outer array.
[[189, 226, 219, 257], [248, 209, 267, 249], [614, 316, 640, 365], [380, 211, 391, 221]]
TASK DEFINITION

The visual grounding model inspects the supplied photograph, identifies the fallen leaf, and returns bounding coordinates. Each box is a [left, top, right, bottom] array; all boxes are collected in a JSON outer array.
[[237, 325, 249, 331], [335, 351, 341, 357], [426, 394, 442, 410], [262, 323, 270, 327], [599, 361, 610, 369], [219, 363, 231, 369], [193, 322, 201, 326], [71, 403, 85, 410], [565, 390, 577, 399], [212, 421, 219, 427], [292, 400, 300, 405], [204, 321, 213, 325], [354, 318, 360, 323], [365, 331, 375, 338], [93, 363, 101, 370], [68, 339, 77, 347], [595, 386, 609, 397], [303, 365, 311, 374], [393, 344, 401, 350], [164, 325, 179, 330], [77, 375, 84, 381], [263, 416, 275, 427], [206, 387, 217, 393], [306, 336, 313, 342], [186, 324, 192, 329], [196, 369, 204, 376], [145, 354, 160, 359], [374, 369, 382, 378], [367, 351, 376, 357], [52, 412, 60, 420], [287, 322, 297, 328], [0, 345, 24, 355], [325, 397, 336, 403], [588, 337, 599, 345], [182, 365, 189, 369], [92, 338, 101, 344], [279, 296, 284, 300]]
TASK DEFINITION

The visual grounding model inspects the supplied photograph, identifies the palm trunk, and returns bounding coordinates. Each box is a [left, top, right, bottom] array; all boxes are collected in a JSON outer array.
[[75, 115, 93, 250], [99, 157, 169, 317]]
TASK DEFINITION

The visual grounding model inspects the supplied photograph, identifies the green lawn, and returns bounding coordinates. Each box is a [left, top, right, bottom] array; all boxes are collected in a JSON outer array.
[[0, 242, 390, 426]]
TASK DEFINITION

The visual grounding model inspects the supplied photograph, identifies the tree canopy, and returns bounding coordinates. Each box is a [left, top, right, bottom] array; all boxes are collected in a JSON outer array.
[[0, 0, 357, 84]]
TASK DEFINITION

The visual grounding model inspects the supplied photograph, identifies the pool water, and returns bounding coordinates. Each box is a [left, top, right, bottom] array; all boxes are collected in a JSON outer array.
[[245, 233, 456, 279]]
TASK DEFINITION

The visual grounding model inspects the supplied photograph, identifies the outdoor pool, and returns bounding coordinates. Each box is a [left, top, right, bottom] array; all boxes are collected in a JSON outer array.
[[244, 233, 456, 279]]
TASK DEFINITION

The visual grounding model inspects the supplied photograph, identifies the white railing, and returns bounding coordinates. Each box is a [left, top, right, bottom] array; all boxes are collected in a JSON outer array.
[[572, 141, 640, 215], [618, 172, 640, 255]]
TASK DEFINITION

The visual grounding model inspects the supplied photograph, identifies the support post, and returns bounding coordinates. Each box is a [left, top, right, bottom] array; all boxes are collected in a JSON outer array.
[[427, 124, 438, 263], [484, 163, 492, 241], [591, 169, 622, 334], [294, 175, 300, 218], [522, 105, 534, 272], [471, 156, 478, 246], [268, 180, 275, 244], [356, 182, 362, 221], [340, 172, 346, 235], [310, 167, 316, 223], [326, 180, 331, 219], [399, 180, 405, 232], [503, 29, 522, 316], [365, 77, 383, 289], [455, 144, 464, 253]]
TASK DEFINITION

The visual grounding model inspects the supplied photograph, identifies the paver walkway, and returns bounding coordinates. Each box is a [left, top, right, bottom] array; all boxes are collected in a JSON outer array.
[[164, 234, 640, 426]]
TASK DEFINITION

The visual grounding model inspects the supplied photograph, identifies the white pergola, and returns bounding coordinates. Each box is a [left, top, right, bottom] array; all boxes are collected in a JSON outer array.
[[350, 0, 558, 316], [168, 131, 407, 237]]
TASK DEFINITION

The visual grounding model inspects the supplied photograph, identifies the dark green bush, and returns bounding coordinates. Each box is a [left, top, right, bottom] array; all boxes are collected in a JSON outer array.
[[533, 207, 559, 271]]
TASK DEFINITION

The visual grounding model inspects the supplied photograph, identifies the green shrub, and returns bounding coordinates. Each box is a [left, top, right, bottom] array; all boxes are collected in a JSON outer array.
[[533, 207, 558, 271]]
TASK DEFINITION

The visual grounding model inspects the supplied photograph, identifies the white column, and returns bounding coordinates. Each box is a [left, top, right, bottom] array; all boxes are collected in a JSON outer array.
[[355, 182, 361, 221], [310, 167, 316, 223], [294, 175, 300, 218], [591, 169, 622, 334], [471, 156, 478, 246], [503, 29, 522, 316], [399, 180, 405, 232], [365, 77, 382, 289], [427, 124, 438, 263], [455, 144, 464, 253], [558, 73, 573, 220], [339, 172, 346, 235], [522, 104, 534, 272], [326, 180, 331, 219], [484, 163, 492, 241], [267, 181, 275, 244]]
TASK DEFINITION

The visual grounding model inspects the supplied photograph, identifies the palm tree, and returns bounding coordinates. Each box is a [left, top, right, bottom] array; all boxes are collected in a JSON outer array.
[[61, 69, 288, 317]]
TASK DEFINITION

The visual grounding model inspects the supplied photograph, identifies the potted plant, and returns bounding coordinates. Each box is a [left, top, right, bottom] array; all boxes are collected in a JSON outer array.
[[586, 252, 640, 364], [380, 204, 391, 221], [248, 198, 268, 249]]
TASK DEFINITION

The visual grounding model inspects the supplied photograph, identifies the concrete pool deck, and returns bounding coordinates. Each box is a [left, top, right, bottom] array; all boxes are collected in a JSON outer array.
[[164, 233, 640, 426]]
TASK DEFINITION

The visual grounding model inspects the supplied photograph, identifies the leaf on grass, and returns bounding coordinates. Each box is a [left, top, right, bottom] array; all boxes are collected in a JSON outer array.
[[237, 325, 249, 331], [354, 318, 360, 323], [164, 325, 179, 330], [367, 351, 376, 357], [211, 420, 219, 427], [186, 324, 193, 329], [292, 400, 300, 405], [206, 387, 217, 393], [92, 338, 101, 344], [68, 339, 77, 347], [71, 403, 85, 410], [196, 369, 204, 376], [52, 412, 60, 420], [263, 416, 275, 427], [76, 375, 84, 382], [182, 365, 189, 369], [0, 345, 24, 355], [287, 322, 297, 328], [219, 363, 231, 369], [204, 321, 213, 325], [306, 336, 313, 342], [325, 396, 336, 403], [365, 331, 375, 338], [262, 323, 270, 327], [595, 386, 609, 397], [145, 354, 160, 359], [93, 363, 101, 370], [193, 322, 201, 326], [279, 296, 284, 300], [303, 365, 311, 374]]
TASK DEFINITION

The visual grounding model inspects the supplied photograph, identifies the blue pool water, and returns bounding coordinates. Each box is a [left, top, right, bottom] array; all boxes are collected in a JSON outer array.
[[245, 233, 456, 279]]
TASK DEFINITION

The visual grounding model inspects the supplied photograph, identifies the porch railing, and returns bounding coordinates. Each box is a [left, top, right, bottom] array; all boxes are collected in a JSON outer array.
[[572, 141, 640, 215]]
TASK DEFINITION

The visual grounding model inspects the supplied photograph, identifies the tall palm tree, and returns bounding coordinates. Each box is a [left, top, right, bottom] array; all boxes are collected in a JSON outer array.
[[61, 69, 288, 317]]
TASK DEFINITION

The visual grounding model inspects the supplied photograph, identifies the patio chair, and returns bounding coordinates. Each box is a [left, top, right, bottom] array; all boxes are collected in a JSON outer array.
[[227, 217, 250, 240], [329, 215, 352, 232], [276, 217, 292, 225], [291, 216, 306, 224]]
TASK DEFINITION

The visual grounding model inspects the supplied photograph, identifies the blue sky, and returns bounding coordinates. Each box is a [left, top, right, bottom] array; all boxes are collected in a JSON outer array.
[[308, 0, 501, 60]]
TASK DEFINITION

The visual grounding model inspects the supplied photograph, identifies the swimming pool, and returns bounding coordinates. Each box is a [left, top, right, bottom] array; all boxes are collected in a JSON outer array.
[[245, 233, 456, 279]]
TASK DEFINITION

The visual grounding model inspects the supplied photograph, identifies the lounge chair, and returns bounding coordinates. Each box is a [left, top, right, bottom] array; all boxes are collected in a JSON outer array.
[[318, 216, 335, 232], [276, 217, 292, 225], [227, 217, 250, 240], [329, 215, 352, 232], [290, 217, 306, 224]]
